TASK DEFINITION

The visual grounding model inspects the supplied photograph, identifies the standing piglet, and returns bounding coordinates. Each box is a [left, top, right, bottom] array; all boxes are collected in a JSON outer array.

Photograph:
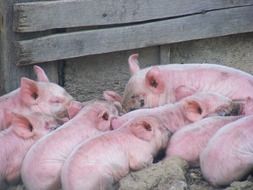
[[112, 92, 243, 133], [0, 66, 74, 130], [200, 115, 253, 186], [166, 116, 241, 167], [61, 116, 170, 190], [21, 100, 119, 190], [0, 112, 61, 189], [122, 54, 253, 112]]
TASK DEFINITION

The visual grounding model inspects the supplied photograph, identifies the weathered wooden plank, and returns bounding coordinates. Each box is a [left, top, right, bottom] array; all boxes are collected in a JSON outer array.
[[16, 5, 253, 65], [13, 0, 253, 32], [0, 0, 59, 94]]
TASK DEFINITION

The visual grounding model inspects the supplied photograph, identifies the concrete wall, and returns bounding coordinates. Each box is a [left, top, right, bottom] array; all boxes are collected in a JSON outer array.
[[64, 32, 253, 101], [169, 32, 253, 73], [64, 47, 160, 101]]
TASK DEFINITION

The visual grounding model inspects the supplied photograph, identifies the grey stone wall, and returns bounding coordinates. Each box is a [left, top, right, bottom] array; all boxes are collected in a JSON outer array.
[[64, 32, 253, 101], [64, 47, 160, 101], [169, 32, 253, 74]]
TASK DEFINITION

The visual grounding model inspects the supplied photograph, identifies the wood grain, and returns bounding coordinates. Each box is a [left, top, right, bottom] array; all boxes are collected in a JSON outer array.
[[0, 0, 59, 94], [16, 5, 253, 65], [13, 0, 253, 32]]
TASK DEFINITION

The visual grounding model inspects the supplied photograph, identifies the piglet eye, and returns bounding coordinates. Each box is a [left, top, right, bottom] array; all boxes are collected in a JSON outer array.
[[102, 112, 109, 121], [45, 121, 58, 131], [131, 95, 137, 99], [50, 97, 64, 104]]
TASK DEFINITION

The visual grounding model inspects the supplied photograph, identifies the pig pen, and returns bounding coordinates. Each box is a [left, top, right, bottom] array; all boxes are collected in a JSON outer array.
[[5, 36, 253, 190], [1, 0, 253, 189]]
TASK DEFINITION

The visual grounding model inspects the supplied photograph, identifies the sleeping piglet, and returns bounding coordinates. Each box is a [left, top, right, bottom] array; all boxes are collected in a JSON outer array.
[[0, 112, 61, 189], [112, 92, 243, 133], [61, 116, 170, 190], [0, 66, 74, 131], [200, 115, 253, 186], [21, 100, 119, 190], [166, 115, 242, 167], [122, 54, 253, 112]]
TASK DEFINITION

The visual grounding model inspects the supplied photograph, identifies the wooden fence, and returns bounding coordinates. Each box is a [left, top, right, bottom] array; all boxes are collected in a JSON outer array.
[[0, 0, 253, 94]]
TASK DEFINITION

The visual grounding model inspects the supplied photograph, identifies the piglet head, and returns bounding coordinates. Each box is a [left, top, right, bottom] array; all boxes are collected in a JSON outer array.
[[103, 90, 124, 115], [10, 112, 60, 140], [19, 77, 74, 121], [122, 54, 167, 112], [85, 100, 119, 132], [182, 92, 241, 122], [129, 116, 171, 152]]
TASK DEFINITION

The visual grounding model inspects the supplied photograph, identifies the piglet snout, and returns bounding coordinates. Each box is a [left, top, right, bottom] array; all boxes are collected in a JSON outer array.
[[67, 100, 84, 119], [110, 116, 120, 130]]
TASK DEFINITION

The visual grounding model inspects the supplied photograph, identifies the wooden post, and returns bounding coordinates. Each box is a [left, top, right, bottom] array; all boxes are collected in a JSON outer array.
[[159, 45, 171, 65], [0, 0, 59, 95]]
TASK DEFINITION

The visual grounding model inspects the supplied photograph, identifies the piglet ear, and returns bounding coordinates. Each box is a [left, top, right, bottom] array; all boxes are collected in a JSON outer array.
[[145, 66, 165, 94], [20, 77, 39, 106], [103, 90, 123, 114], [33, 65, 49, 82], [103, 90, 122, 103], [130, 119, 154, 141], [67, 101, 84, 119], [183, 100, 204, 122], [175, 85, 196, 101], [128, 54, 140, 75], [11, 113, 34, 139]]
